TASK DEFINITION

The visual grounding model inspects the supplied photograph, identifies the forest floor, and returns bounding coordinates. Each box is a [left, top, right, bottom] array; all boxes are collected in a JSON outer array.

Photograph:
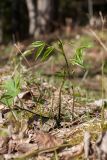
[[0, 27, 107, 159]]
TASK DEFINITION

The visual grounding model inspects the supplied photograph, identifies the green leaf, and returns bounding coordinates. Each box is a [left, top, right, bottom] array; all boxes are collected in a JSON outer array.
[[55, 71, 65, 77], [0, 94, 13, 106], [14, 74, 21, 89], [71, 46, 88, 67], [0, 74, 21, 107], [3, 80, 18, 96], [35, 43, 45, 60], [32, 41, 45, 48], [42, 46, 54, 61], [23, 50, 32, 56]]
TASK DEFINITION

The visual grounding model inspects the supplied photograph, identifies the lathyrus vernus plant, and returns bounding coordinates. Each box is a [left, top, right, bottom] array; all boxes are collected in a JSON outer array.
[[23, 40, 91, 124]]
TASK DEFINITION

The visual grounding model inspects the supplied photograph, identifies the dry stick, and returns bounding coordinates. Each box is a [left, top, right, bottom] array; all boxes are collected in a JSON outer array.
[[14, 142, 83, 160], [14, 94, 54, 120], [100, 50, 105, 129], [84, 132, 91, 159], [99, 12, 105, 118], [14, 104, 51, 120], [14, 96, 50, 119], [90, 29, 107, 52], [90, 29, 106, 130], [99, 11, 105, 31], [14, 43, 31, 68], [15, 105, 37, 115]]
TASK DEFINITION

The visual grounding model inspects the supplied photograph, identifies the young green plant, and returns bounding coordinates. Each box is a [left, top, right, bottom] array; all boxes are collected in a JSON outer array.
[[23, 40, 91, 124], [0, 73, 21, 121]]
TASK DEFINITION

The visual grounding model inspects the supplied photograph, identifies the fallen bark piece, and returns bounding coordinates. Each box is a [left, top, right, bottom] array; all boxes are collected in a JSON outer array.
[[16, 143, 38, 153], [59, 143, 84, 160], [93, 99, 107, 107], [84, 131, 93, 159], [96, 132, 107, 159]]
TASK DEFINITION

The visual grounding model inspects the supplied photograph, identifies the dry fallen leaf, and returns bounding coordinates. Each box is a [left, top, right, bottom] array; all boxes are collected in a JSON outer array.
[[14, 91, 32, 103], [30, 131, 63, 149], [0, 104, 5, 110], [0, 136, 9, 154]]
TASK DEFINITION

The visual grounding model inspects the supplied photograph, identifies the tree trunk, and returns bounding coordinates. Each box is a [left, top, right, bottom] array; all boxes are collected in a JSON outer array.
[[26, 0, 36, 36], [12, 0, 21, 41], [36, 0, 56, 35], [0, 20, 3, 43], [88, 0, 93, 18]]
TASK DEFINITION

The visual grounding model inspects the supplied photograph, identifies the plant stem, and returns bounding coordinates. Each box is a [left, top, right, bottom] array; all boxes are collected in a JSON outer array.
[[57, 78, 65, 127], [60, 46, 71, 79], [72, 85, 75, 114], [58, 40, 75, 116]]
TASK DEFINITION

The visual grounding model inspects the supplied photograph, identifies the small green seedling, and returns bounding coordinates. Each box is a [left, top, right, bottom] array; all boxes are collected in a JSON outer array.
[[0, 73, 21, 120]]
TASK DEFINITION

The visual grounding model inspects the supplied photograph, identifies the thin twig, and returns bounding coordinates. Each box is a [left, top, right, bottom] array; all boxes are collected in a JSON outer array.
[[90, 29, 107, 52], [14, 105, 52, 120], [99, 11, 105, 31], [14, 43, 31, 67]]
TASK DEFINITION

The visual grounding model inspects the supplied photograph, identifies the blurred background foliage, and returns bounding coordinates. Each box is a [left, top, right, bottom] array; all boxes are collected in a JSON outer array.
[[0, 0, 107, 43]]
